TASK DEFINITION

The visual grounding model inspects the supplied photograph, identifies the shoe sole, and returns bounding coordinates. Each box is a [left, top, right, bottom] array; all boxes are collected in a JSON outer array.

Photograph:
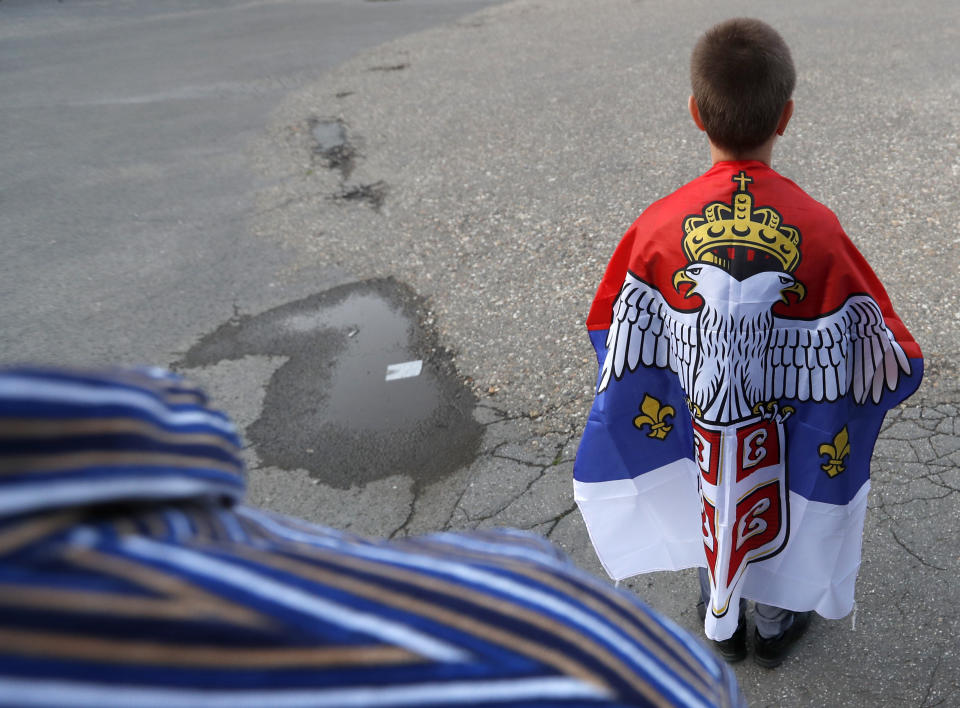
[[753, 653, 785, 669], [715, 646, 747, 663]]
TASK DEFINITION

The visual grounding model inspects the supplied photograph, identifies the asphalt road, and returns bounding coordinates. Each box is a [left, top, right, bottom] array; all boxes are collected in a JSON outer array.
[[4, 1, 959, 706], [240, 0, 958, 705], [1, 0, 501, 366], [1, 0, 501, 528]]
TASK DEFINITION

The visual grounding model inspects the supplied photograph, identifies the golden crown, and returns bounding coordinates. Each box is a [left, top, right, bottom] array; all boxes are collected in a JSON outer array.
[[682, 171, 801, 274]]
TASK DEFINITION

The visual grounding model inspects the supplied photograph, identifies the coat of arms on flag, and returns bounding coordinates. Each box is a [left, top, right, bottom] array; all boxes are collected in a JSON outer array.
[[574, 162, 923, 640]]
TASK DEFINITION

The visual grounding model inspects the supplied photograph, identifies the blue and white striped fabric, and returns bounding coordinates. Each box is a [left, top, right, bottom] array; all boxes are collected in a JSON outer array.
[[0, 367, 744, 707]]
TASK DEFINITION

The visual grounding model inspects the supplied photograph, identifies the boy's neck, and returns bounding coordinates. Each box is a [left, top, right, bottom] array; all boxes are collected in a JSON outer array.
[[689, 97, 792, 168], [707, 135, 776, 166]]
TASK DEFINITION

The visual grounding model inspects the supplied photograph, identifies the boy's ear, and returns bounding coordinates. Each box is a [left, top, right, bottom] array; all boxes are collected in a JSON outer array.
[[688, 95, 707, 132], [776, 99, 794, 136]]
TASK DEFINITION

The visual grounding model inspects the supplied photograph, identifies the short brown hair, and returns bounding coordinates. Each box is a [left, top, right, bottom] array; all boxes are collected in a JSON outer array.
[[691, 18, 795, 153]]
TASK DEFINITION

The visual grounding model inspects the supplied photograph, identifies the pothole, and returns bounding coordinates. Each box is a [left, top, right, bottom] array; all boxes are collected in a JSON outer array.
[[176, 279, 482, 490], [309, 117, 356, 179]]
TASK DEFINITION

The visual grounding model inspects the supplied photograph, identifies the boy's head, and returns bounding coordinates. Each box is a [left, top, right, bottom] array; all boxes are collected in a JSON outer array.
[[690, 18, 795, 154]]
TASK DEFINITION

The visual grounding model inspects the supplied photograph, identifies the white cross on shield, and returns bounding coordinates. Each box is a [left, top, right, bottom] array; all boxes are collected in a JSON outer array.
[[694, 415, 789, 639]]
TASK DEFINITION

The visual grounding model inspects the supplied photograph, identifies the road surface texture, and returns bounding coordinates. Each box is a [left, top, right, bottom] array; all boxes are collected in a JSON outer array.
[[1, 0, 502, 366], [240, 1, 959, 706], [4, 1, 958, 706]]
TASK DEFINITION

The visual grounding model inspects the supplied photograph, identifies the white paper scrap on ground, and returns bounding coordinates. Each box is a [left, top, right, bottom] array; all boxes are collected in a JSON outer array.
[[385, 360, 422, 381]]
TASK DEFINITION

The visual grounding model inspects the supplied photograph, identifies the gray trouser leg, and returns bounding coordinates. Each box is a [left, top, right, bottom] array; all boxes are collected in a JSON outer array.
[[753, 601, 794, 638], [697, 567, 794, 638]]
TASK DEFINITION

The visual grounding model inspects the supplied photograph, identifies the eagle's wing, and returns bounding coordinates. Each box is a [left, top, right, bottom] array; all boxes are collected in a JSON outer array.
[[767, 295, 911, 404], [597, 273, 699, 394]]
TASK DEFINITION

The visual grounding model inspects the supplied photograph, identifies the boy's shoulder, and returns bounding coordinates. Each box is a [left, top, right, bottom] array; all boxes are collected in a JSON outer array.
[[638, 162, 842, 232], [610, 161, 861, 310]]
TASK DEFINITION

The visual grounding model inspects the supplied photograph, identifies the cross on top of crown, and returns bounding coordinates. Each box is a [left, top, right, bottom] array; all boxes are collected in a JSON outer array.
[[732, 171, 753, 191]]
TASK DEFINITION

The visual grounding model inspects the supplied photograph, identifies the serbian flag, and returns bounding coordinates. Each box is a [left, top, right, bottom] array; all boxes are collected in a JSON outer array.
[[574, 161, 923, 640]]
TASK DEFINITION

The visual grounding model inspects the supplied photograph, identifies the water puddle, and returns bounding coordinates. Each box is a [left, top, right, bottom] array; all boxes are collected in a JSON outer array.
[[177, 279, 481, 490], [310, 117, 355, 178], [310, 119, 347, 153], [279, 290, 438, 433]]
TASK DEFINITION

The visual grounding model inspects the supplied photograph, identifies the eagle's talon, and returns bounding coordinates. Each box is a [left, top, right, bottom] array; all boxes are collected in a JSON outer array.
[[752, 400, 792, 423]]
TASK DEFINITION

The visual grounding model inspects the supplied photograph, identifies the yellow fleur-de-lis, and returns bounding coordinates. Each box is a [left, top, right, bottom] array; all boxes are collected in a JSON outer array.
[[819, 426, 850, 478], [633, 394, 675, 440]]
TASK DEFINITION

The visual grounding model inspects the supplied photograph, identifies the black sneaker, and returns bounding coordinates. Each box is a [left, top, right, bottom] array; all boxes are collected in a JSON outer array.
[[753, 611, 812, 668], [697, 600, 747, 663]]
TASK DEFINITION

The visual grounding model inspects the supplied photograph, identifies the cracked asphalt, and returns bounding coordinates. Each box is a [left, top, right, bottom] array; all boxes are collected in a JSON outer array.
[[4, 0, 956, 706], [199, 1, 956, 705]]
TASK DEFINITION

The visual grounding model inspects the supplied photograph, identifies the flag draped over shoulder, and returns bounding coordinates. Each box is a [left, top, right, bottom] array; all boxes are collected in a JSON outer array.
[[574, 161, 923, 640]]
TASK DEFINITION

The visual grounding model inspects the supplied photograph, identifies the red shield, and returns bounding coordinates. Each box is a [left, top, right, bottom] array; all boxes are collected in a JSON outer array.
[[695, 416, 789, 623]]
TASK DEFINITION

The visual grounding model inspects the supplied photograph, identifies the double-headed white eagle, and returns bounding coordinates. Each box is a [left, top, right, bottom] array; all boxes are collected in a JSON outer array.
[[598, 263, 911, 424]]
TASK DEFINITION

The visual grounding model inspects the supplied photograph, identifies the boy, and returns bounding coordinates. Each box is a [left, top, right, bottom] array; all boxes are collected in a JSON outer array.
[[573, 18, 922, 668]]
